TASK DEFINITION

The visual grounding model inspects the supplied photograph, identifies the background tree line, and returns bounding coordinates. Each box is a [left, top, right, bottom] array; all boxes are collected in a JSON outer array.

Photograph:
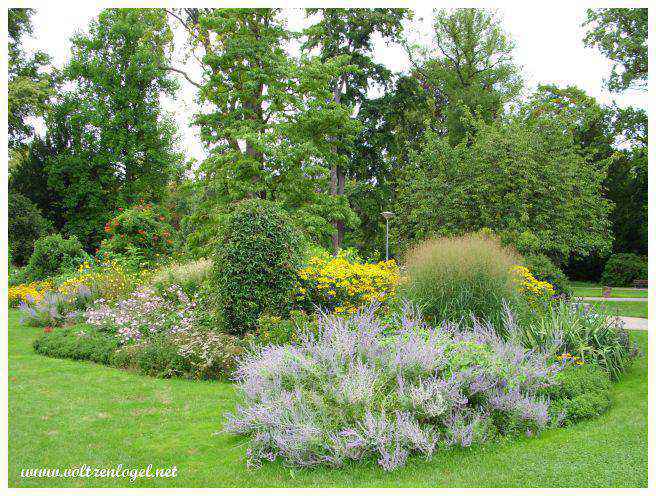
[[8, 7, 648, 279]]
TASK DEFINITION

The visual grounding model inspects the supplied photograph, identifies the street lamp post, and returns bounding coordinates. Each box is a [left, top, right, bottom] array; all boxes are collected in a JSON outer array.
[[381, 211, 395, 261]]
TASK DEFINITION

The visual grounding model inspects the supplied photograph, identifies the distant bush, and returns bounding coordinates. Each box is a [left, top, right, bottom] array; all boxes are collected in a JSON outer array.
[[226, 305, 559, 471], [523, 253, 572, 297], [99, 202, 176, 270], [600, 253, 647, 287], [24, 234, 89, 282], [401, 233, 521, 327], [547, 362, 611, 426], [213, 199, 303, 335], [33, 325, 121, 364], [8, 192, 52, 266]]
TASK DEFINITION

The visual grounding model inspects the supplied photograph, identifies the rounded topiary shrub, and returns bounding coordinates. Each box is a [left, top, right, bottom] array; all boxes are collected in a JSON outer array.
[[8, 192, 52, 266], [402, 233, 521, 327], [600, 253, 647, 287], [25, 234, 89, 282], [213, 199, 303, 335], [523, 253, 572, 297]]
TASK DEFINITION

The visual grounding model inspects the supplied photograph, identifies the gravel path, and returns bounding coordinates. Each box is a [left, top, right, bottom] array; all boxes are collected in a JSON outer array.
[[618, 317, 648, 331]]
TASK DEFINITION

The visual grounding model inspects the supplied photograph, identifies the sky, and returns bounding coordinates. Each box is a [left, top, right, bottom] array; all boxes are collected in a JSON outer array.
[[22, 6, 649, 164]]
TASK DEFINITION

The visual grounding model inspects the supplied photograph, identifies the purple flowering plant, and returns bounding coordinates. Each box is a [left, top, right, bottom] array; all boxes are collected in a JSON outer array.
[[225, 304, 561, 471]]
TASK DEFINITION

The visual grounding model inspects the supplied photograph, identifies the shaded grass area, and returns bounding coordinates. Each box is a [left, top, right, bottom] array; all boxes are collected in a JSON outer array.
[[586, 301, 648, 319], [8, 309, 647, 488]]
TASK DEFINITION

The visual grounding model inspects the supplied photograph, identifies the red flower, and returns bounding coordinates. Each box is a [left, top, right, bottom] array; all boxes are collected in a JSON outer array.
[[159, 215, 165, 221], [95, 248, 99, 253], [118, 207, 123, 212], [138, 229, 145, 235], [44, 326, 53, 333]]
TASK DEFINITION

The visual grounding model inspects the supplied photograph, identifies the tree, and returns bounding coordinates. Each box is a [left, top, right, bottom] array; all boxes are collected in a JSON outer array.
[[8, 192, 52, 266], [171, 8, 362, 251], [394, 110, 612, 262], [8, 8, 53, 154], [33, 9, 183, 249], [407, 8, 522, 143], [583, 8, 648, 92], [303, 8, 409, 253], [522, 84, 615, 166]]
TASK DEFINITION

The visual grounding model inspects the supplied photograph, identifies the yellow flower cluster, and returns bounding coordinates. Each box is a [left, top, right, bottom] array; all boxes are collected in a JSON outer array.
[[59, 258, 146, 302], [297, 255, 400, 314], [557, 352, 584, 366], [8, 280, 54, 307], [511, 265, 555, 304], [9, 258, 147, 307]]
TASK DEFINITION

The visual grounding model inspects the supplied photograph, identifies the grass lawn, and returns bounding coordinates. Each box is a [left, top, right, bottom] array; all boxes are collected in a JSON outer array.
[[8, 309, 648, 488], [586, 301, 648, 319], [572, 287, 648, 298]]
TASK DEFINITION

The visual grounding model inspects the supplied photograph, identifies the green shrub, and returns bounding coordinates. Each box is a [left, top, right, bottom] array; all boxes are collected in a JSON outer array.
[[110, 331, 243, 380], [8, 192, 53, 266], [600, 253, 647, 287], [547, 364, 611, 425], [25, 234, 89, 282], [212, 199, 303, 335], [33, 324, 121, 364], [110, 335, 187, 378], [99, 203, 176, 270], [401, 233, 521, 327], [523, 253, 572, 297], [510, 299, 636, 380]]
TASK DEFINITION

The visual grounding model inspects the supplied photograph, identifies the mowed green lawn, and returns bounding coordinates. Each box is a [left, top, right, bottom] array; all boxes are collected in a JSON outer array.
[[572, 286, 648, 299], [8, 309, 648, 488], [587, 301, 648, 319]]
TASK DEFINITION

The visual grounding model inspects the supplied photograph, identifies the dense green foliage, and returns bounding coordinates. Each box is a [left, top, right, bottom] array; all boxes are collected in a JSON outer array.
[[33, 325, 121, 365], [548, 364, 612, 425], [212, 199, 303, 335], [8, 192, 52, 266], [25, 234, 89, 282], [401, 234, 521, 327], [395, 112, 611, 260], [11, 9, 182, 250], [600, 253, 648, 287], [8, 8, 53, 153]]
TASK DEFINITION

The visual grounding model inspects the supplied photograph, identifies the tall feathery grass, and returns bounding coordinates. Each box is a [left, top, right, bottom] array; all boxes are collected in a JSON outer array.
[[401, 233, 521, 327]]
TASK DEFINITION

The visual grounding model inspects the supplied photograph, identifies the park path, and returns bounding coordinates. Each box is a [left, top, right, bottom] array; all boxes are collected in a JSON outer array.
[[618, 317, 648, 331]]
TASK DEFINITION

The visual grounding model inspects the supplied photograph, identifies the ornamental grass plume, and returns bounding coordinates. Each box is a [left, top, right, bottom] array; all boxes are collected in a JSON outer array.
[[401, 233, 521, 328], [225, 304, 559, 471]]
